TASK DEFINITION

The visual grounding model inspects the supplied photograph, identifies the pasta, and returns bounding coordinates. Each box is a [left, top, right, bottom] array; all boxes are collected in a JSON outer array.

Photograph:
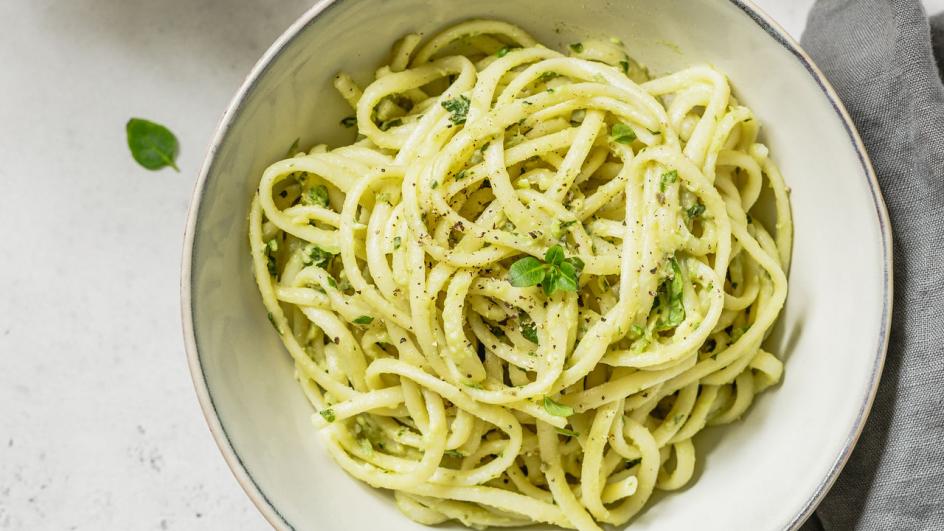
[[249, 20, 791, 531]]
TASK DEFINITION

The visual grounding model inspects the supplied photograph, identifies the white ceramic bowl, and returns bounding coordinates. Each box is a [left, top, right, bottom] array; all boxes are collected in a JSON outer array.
[[182, 1, 892, 529]]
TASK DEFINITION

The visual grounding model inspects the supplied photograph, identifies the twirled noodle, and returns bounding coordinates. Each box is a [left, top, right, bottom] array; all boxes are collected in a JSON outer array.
[[249, 20, 791, 531]]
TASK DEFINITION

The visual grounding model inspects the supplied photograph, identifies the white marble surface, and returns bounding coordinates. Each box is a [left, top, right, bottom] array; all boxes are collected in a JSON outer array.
[[0, 0, 863, 529]]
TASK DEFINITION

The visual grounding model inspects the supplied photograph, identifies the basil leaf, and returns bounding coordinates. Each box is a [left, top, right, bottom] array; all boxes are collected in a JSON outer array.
[[554, 260, 580, 293], [610, 123, 636, 144], [563, 256, 585, 275], [544, 244, 565, 266], [353, 316, 374, 325], [660, 170, 678, 192], [542, 266, 561, 296], [539, 71, 559, 82], [619, 60, 630, 75], [441, 95, 470, 125], [508, 256, 547, 287], [126, 118, 179, 172], [543, 396, 574, 417], [319, 408, 336, 422]]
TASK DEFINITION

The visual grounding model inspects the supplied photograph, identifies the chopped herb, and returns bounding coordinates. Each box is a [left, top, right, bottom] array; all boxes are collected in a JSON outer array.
[[687, 202, 706, 219], [302, 244, 334, 268], [660, 170, 678, 192], [520, 312, 539, 344], [556, 427, 580, 437], [543, 396, 574, 417], [539, 71, 560, 82], [441, 95, 470, 125], [569, 42, 584, 53], [619, 60, 630, 74], [319, 409, 336, 422], [559, 219, 578, 231], [302, 184, 329, 207], [444, 449, 465, 458], [431, 180, 439, 189], [654, 257, 686, 331], [266, 312, 281, 334], [393, 236, 402, 250], [125, 118, 180, 172], [629, 324, 645, 338], [285, 138, 300, 157], [353, 315, 374, 325], [379, 118, 403, 131], [610, 123, 637, 144], [265, 240, 279, 276], [455, 169, 467, 180], [340, 116, 357, 128], [496, 45, 520, 57], [326, 276, 338, 289]]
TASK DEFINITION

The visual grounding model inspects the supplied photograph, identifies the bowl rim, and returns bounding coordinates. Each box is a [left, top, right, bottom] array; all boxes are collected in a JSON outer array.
[[180, 1, 893, 529]]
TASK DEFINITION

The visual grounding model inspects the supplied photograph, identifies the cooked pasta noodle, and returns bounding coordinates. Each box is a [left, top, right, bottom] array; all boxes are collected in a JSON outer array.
[[249, 20, 791, 531]]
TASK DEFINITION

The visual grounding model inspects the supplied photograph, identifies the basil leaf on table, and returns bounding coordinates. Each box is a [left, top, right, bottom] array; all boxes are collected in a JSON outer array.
[[126, 118, 180, 172]]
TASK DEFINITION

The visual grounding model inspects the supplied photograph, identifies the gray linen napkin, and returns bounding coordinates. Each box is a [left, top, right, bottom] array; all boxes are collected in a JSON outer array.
[[799, 1, 944, 529]]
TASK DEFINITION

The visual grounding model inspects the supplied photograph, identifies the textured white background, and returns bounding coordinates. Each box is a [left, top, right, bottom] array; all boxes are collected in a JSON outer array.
[[7, 0, 929, 529]]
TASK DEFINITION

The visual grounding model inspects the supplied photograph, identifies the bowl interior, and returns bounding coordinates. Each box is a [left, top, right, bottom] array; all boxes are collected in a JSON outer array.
[[185, 0, 889, 529]]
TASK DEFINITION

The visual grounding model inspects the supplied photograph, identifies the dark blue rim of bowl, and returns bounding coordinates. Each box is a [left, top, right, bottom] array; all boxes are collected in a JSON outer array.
[[180, 0, 893, 529]]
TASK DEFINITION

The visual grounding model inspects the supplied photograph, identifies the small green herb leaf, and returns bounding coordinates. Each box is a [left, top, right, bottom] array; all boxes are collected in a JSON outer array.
[[543, 396, 574, 417], [610, 123, 637, 144], [392, 236, 402, 250], [442, 95, 471, 125], [319, 408, 336, 422], [126, 118, 179, 172], [444, 449, 465, 458], [569, 42, 584, 53], [508, 256, 547, 287], [619, 60, 630, 74], [353, 315, 374, 325], [539, 71, 560, 82]]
